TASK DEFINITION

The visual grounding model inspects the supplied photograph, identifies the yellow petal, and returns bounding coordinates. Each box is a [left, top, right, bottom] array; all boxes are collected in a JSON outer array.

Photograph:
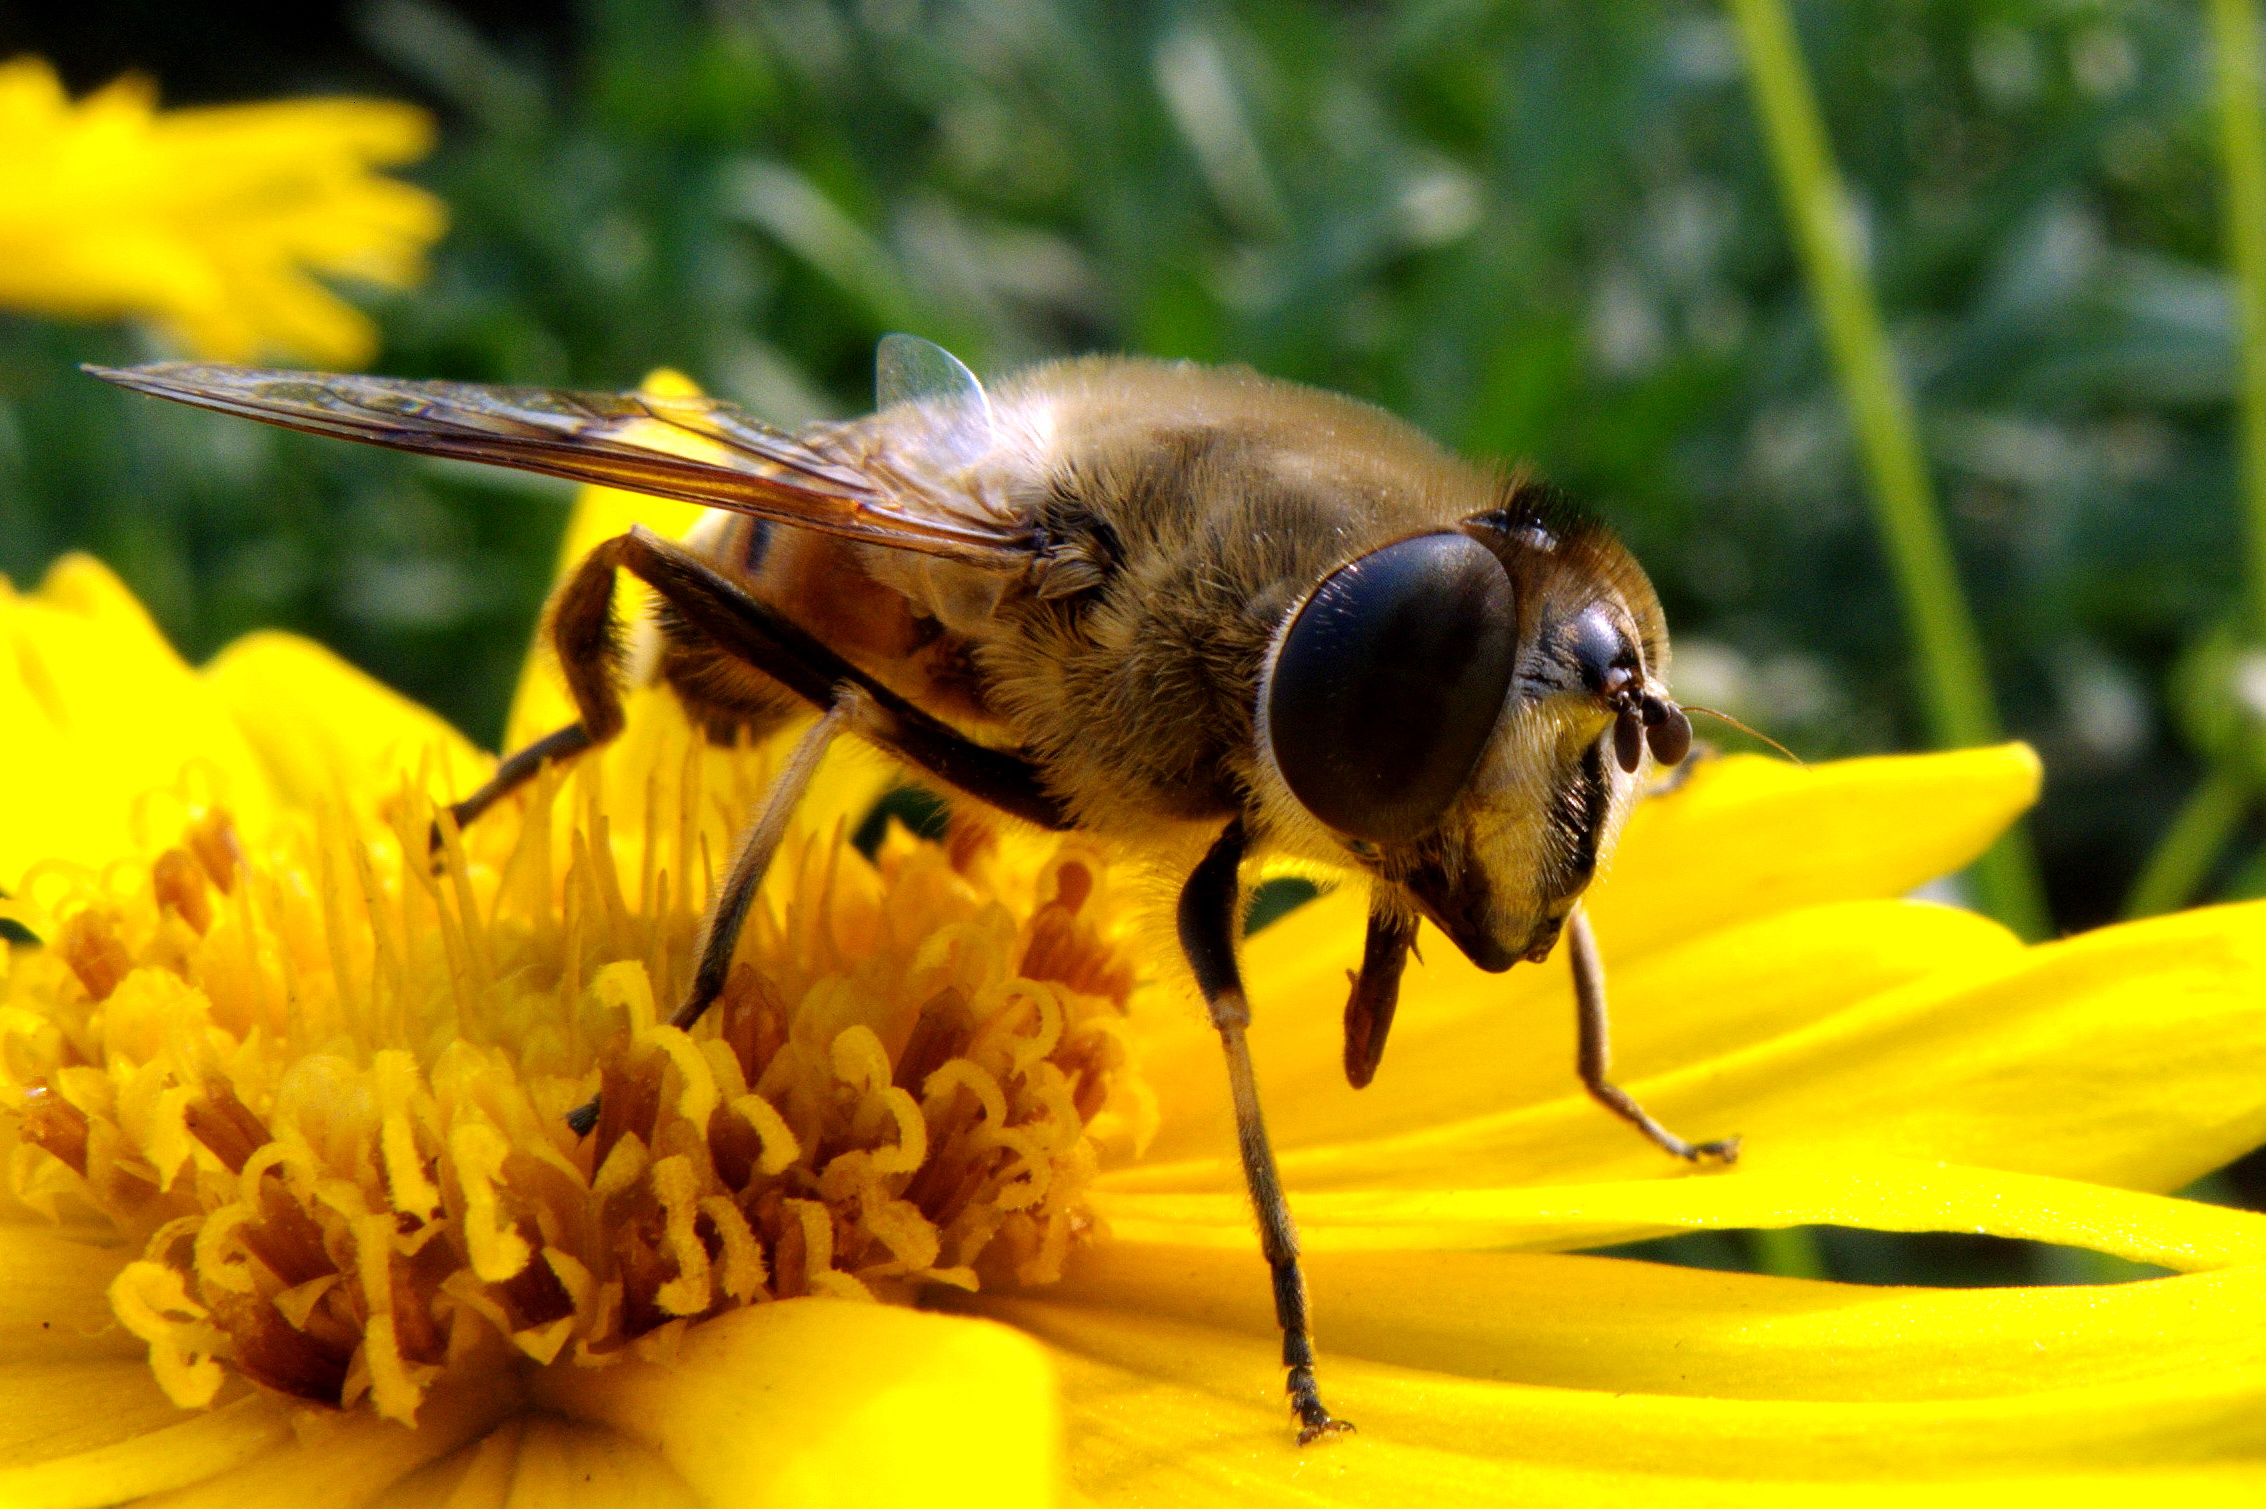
[[0, 1226, 139, 1363], [1583, 745, 2041, 958], [1027, 1241, 2266, 1401], [204, 631, 490, 811], [128, 1380, 516, 1509], [0, 556, 274, 883], [1124, 899, 2266, 1195], [0, 59, 444, 365], [376, 1416, 695, 1509], [1094, 1157, 2266, 1269], [1641, 898, 2266, 1195], [376, 1420, 527, 1509], [989, 1289, 2266, 1507], [999, 1171, 2266, 1504], [0, 1394, 290, 1509], [503, 369, 717, 751], [497, 1416, 694, 1509], [1131, 896, 2020, 1166], [533, 1298, 1060, 1509]]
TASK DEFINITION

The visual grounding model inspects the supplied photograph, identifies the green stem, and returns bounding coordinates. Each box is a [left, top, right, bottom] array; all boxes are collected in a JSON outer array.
[[2124, 765, 2250, 920], [2213, 0, 2266, 641], [2130, 0, 2266, 919], [2156, 0, 2266, 917], [1968, 840, 2049, 937], [1726, 0, 2047, 940], [1748, 1226, 1828, 1281]]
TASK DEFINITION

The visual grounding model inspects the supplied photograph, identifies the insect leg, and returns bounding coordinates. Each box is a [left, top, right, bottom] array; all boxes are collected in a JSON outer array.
[[566, 698, 847, 1138], [1341, 902, 1416, 1089], [670, 699, 845, 1035], [596, 526, 1072, 832], [436, 723, 596, 846], [1178, 818, 1354, 1444], [427, 530, 659, 853], [1567, 907, 1739, 1163]]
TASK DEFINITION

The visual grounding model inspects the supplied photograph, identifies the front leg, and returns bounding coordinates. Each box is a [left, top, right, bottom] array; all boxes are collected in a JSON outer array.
[[1178, 819, 1353, 1444], [1341, 901, 1416, 1089], [1567, 907, 1739, 1163]]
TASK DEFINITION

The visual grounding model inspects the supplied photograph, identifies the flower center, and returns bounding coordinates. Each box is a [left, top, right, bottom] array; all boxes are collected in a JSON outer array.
[[1, 716, 1147, 1423]]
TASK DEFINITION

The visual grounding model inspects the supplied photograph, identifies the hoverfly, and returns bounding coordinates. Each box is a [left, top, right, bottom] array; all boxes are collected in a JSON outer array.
[[91, 337, 1735, 1442]]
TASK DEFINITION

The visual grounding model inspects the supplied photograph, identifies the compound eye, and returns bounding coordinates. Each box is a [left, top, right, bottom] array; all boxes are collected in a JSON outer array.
[[1264, 532, 1518, 844]]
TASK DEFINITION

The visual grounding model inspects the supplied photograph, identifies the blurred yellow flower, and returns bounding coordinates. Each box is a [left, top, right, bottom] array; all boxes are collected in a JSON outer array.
[[4, 473, 2266, 1505], [0, 56, 443, 366]]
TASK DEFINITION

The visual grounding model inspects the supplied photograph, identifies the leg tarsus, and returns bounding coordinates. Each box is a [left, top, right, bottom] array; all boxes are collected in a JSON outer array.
[[1289, 1366, 1356, 1443], [667, 697, 848, 1032], [1568, 908, 1738, 1165], [429, 721, 596, 858], [1179, 820, 1354, 1443]]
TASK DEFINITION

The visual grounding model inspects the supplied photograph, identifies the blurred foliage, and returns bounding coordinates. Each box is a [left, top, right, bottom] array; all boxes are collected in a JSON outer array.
[[0, 0, 2258, 936]]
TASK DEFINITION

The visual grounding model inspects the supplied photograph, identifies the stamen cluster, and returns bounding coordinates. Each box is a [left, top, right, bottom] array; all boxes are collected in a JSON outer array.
[[0, 732, 1145, 1423]]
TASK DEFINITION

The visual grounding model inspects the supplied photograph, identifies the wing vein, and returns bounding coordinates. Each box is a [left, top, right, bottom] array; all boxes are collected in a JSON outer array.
[[86, 362, 1034, 571]]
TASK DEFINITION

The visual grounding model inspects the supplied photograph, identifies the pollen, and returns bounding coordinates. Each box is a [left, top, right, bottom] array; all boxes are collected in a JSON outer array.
[[0, 711, 1148, 1424]]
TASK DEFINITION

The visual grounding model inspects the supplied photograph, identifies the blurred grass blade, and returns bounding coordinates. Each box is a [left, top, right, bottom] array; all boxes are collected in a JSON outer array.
[[360, 0, 542, 135], [725, 159, 920, 333], [2125, 765, 2249, 920], [2215, 0, 2266, 642], [1748, 1226, 1829, 1280], [1725, 0, 2047, 940], [2128, 0, 2266, 919], [1153, 24, 1288, 241]]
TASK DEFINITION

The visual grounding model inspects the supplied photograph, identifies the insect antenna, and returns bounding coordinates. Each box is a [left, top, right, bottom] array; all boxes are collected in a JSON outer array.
[[1679, 705, 1805, 766]]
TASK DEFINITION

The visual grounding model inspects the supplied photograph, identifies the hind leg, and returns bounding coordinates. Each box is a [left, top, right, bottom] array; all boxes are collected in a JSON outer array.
[[439, 541, 800, 845], [450, 527, 1068, 841], [649, 602, 804, 749]]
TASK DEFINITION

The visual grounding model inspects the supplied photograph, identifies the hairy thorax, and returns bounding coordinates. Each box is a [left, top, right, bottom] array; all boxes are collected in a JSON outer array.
[[935, 362, 1514, 846], [679, 358, 1521, 850]]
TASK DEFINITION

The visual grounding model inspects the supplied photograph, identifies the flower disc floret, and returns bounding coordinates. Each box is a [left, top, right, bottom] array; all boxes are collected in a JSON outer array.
[[0, 721, 1147, 1424]]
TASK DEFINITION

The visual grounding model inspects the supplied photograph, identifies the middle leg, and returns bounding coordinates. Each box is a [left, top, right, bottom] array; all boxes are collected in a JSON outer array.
[[566, 697, 848, 1137], [429, 525, 693, 850]]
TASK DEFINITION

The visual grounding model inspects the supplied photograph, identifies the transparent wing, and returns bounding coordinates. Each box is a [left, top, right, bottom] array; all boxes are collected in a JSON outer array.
[[874, 333, 994, 470], [86, 362, 1034, 568]]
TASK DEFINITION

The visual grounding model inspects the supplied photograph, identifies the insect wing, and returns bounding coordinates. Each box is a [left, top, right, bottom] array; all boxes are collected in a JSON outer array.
[[86, 362, 1032, 568], [874, 333, 994, 471]]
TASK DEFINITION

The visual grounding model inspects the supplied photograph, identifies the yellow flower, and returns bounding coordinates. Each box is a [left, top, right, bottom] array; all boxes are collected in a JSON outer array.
[[0, 57, 444, 365], [4, 478, 2266, 1505]]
